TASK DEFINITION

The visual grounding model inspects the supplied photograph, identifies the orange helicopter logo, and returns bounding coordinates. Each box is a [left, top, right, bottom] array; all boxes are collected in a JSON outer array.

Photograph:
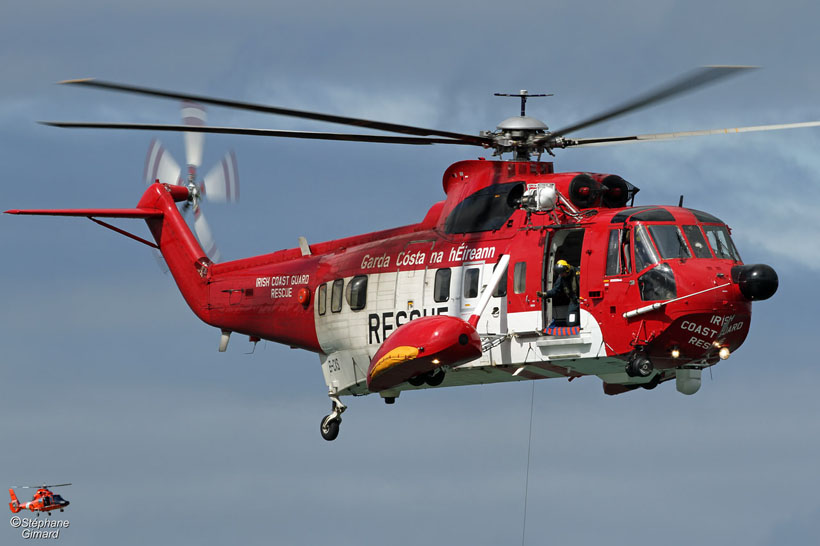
[[8, 484, 70, 516]]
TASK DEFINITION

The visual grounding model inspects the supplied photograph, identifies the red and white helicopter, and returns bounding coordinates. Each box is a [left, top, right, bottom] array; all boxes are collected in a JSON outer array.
[[8, 67, 811, 440]]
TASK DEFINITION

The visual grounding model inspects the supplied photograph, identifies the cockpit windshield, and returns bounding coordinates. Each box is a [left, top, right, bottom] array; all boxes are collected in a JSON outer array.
[[640, 222, 741, 262], [648, 224, 691, 259], [703, 225, 741, 260]]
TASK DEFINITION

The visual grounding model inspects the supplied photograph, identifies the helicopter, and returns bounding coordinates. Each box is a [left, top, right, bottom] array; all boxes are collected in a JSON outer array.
[[7, 66, 813, 441], [8, 484, 71, 516]]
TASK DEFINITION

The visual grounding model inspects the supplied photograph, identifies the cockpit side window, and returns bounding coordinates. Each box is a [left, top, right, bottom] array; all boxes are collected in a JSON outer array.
[[648, 225, 691, 260], [703, 225, 741, 261], [633, 224, 659, 273], [606, 229, 631, 275]]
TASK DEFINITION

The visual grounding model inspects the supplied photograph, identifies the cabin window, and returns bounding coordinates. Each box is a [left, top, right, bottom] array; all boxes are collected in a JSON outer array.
[[331, 279, 344, 313], [492, 261, 507, 297], [703, 225, 741, 261], [682, 225, 712, 258], [648, 225, 691, 260], [513, 262, 527, 294], [318, 283, 327, 315], [444, 182, 524, 234], [345, 275, 368, 311], [633, 224, 660, 273], [464, 268, 480, 298], [638, 263, 677, 301], [433, 268, 451, 302]]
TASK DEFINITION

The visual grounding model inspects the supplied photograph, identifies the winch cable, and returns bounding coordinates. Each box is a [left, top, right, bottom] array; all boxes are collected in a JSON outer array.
[[520, 380, 536, 546]]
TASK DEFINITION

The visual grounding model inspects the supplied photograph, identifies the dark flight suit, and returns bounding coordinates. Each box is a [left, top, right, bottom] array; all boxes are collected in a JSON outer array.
[[546, 269, 580, 327]]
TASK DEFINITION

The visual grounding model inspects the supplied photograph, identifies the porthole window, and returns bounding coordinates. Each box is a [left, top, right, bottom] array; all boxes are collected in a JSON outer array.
[[331, 279, 344, 313], [345, 275, 368, 311], [464, 268, 480, 298], [434, 268, 451, 302], [318, 283, 327, 315], [513, 262, 527, 294]]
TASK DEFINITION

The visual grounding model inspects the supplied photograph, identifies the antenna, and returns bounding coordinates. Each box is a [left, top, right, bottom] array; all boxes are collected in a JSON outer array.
[[494, 90, 553, 117]]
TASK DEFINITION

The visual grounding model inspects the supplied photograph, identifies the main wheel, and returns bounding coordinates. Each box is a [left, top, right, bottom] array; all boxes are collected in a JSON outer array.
[[626, 354, 654, 378], [320, 416, 341, 441], [641, 374, 661, 390], [635, 359, 653, 377], [408, 375, 426, 387], [425, 369, 445, 387]]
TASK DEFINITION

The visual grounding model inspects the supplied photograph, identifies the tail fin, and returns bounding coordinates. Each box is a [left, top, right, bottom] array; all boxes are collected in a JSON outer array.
[[5, 183, 213, 324], [9, 489, 21, 513]]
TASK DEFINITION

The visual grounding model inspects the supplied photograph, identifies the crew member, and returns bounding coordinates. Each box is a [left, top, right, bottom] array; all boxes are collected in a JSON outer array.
[[538, 259, 580, 327]]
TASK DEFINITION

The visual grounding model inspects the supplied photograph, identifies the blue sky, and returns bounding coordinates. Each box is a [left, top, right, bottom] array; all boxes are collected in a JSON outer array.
[[1, 1, 819, 545]]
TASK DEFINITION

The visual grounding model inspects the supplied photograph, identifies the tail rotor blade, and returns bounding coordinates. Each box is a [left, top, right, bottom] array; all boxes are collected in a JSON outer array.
[[202, 150, 239, 203], [193, 205, 221, 262], [144, 139, 182, 186], [182, 101, 206, 169]]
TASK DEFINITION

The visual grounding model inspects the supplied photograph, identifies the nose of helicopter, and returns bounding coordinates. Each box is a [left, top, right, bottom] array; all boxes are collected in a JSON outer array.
[[731, 264, 779, 301]]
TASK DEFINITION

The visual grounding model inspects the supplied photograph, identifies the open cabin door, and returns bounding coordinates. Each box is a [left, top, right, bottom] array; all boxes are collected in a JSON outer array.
[[543, 228, 585, 329]]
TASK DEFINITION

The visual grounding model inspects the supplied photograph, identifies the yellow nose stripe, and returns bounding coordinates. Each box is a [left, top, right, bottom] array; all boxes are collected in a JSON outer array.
[[370, 346, 420, 378]]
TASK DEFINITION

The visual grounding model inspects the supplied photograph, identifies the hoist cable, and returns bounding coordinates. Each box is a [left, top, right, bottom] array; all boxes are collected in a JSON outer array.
[[521, 380, 536, 546]]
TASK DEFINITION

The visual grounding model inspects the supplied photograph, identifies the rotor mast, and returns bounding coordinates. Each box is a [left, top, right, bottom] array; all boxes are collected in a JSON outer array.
[[485, 90, 553, 161]]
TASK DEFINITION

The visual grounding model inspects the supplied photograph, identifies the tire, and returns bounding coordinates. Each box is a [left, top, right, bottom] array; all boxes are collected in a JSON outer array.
[[641, 374, 661, 390], [425, 369, 445, 387], [636, 359, 653, 378], [320, 416, 340, 441], [408, 375, 426, 387]]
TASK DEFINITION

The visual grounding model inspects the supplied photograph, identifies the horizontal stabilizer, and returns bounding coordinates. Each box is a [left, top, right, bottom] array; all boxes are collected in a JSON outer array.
[[5, 208, 163, 218]]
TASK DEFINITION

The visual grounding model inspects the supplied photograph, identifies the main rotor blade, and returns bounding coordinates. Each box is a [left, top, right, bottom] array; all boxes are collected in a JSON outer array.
[[550, 66, 756, 138], [563, 120, 820, 148], [40, 121, 483, 146], [14, 483, 72, 489], [59, 78, 490, 145]]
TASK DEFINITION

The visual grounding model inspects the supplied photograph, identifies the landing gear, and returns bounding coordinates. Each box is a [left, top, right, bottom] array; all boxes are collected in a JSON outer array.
[[626, 352, 654, 378], [408, 374, 426, 387], [408, 369, 446, 387], [425, 368, 445, 386], [641, 373, 661, 390], [320, 395, 346, 442]]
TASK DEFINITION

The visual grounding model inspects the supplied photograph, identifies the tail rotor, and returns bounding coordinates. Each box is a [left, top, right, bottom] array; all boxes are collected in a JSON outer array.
[[142, 102, 239, 263]]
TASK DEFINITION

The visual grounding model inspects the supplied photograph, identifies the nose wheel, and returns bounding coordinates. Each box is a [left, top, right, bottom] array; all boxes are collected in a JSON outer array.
[[320, 396, 347, 441]]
